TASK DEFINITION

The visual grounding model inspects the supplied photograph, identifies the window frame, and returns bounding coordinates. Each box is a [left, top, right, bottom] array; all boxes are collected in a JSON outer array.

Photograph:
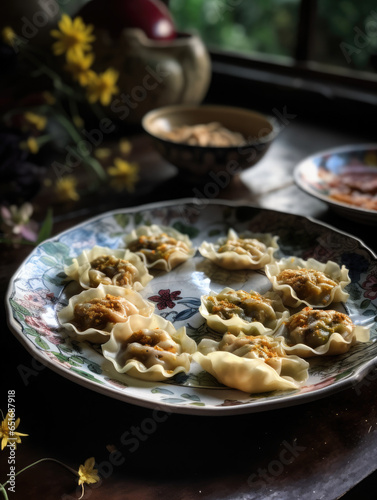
[[168, 0, 377, 116]]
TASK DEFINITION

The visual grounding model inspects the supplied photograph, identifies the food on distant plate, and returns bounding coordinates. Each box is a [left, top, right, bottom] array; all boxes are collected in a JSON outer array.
[[192, 333, 309, 393], [278, 306, 370, 357], [57, 284, 154, 343], [199, 287, 289, 335], [102, 314, 197, 381], [265, 257, 350, 308], [318, 165, 377, 211], [124, 224, 195, 271], [64, 245, 153, 291], [160, 121, 246, 147], [199, 228, 279, 270]]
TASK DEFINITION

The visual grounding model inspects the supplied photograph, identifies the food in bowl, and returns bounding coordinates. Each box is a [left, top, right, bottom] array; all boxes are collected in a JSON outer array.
[[142, 104, 278, 180], [159, 121, 247, 147]]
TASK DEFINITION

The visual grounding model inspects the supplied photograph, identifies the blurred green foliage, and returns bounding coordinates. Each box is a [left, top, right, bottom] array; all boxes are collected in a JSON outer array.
[[170, 0, 377, 73]]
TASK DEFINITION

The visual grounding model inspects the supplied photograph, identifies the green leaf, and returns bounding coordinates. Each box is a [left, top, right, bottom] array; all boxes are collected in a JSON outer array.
[[41, 241, 70, 258], [9, 299, 30, 316], [59, 345, 73, 353], [151, 387, 174, 395], [88, 363, 102, 374], [134, 213, 144, 225], [54, 353, 70, 363], [172, 221, 199, 238], [114, 213, 130, 229], [181, 393, 201, 401], [361, 299, 372, 309], [14, 311, 25, 323], [34, 336, 49, 350], [24, 327, 39, 337], [69, 356, 84, 365], [36, 208, 53, 244], [70, 368, 103, 383], [40, 255, 58, 267]]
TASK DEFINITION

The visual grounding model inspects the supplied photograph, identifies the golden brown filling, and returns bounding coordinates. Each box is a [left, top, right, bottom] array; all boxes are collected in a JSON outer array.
[[276, 268, 338, 304], [119, 328, 179, 368], [127, 329, 177, 352], [286, 307, 353, 348], [219, 333, 279, 360], [218, 238, 266, 256], [207, 290, 274, 324], [89, 255, 138, 287], [127, 233, 189, 263], [73, 294, 136, 331]]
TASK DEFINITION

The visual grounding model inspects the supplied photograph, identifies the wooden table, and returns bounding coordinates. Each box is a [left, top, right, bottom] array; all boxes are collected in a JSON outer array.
[[1, 116, 377, 500]]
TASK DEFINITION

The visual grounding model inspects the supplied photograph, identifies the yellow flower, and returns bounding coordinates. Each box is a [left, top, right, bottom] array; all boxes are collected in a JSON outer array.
[[24, 112, 47, 131], [78, 457, 100, 498], [73, 115, 85, 129], [86, 68, 119, 106], [50, 14, 95, 58], [94, 147, 111, 160], [20, 137, 39, 154], [0, 412, 28, 450], [119, 138, 132, 155], [108, 157, 139, 192], [55, 176, 80, 202], [78, 457, 100, 486], [2, 26, 16, 46], [65, 51, 95, 86]]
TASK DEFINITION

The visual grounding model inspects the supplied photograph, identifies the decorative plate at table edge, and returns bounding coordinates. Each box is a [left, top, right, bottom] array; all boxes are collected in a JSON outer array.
[[294, 143, 377, 225], [5, 198, 377, 416]]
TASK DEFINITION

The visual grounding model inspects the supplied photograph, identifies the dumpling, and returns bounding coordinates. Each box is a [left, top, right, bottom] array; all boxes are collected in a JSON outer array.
[[199, 287, 289, 335], [278, 306, 370, 357], [64, 245, 153, 291], [265, 256, 350, 308], [101, 314, 197, 381], [124, 224, 195, 271], [193, 333, 309, 393], [57, 284, 155, 343], [198, 228, 279, 270]]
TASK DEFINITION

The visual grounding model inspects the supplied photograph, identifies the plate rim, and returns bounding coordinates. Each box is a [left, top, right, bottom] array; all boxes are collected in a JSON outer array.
[[294, 142, 377, 220], [5, 197, 377, 416]]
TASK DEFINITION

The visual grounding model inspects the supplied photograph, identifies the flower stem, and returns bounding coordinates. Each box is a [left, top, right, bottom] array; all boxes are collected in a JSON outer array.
[[0, 483, 8, 500], [52, 111, 108, 184], [1, 457, 78, 492]]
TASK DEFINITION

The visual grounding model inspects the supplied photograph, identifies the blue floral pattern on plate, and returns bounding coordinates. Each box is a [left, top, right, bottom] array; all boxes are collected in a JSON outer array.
[[6, 199, 377, 415]]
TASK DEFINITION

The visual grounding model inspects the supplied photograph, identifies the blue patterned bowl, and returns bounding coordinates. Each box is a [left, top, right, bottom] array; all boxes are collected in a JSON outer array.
[[142, 104, 278, 182]]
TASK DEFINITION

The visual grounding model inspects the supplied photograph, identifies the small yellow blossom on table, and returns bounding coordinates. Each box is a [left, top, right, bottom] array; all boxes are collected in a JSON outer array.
[[108, 157, 140, 192], [0, 412, 28, 451]]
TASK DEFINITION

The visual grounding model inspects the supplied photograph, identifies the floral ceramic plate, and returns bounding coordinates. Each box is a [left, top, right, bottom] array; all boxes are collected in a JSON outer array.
[[294, 144, 377, 224], [6, 199, 377, 415]]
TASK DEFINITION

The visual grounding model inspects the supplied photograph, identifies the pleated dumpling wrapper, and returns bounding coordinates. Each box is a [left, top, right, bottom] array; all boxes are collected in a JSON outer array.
[[64, 245, 153, 291], [278, 306, 370, 357], [198, 228, 279, 270], [101, 314, 197, 381], [124, 224, 195, 271], [265, 256, 351, 308], [200, 287, 289, 335], [193, 333, 309, 393], [57, 284, 155, 343]]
